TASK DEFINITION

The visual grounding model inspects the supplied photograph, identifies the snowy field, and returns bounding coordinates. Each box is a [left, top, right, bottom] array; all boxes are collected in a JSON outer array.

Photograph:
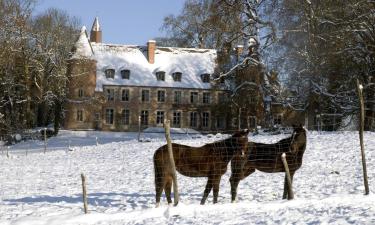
[[1, 130, 375, 225]]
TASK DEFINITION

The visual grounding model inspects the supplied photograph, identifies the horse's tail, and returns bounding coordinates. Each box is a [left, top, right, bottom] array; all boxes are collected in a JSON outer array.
[[153, 148, 164, 183]]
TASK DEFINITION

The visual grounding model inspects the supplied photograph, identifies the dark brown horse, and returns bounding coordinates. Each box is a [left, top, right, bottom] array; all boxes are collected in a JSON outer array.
[[230, 125, 307, 202], [153, 129, 250, 206]]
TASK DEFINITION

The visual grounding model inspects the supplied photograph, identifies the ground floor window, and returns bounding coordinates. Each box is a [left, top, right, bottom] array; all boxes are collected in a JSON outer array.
[[173, 111, 181, 127], [156, 111, 165, 125], [141, 110, 149, 126], [202, 112, 210, 128], [105, 108, 114, 124], [121, 109, 130, 125], [190, 111, 197, 127], [216, 116, 225, 129], [94, 113, 100, 121], [273, 114, 282, 126], [76, 109, 83, 122]]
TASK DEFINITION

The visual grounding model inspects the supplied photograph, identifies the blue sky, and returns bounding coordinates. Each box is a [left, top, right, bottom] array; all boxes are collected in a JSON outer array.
[[35, 0, 185, 45]]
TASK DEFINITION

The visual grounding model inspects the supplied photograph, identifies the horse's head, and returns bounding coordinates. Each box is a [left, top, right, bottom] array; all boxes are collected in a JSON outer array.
[[231, 129, 250, 157], [290, 124, 307, 153]]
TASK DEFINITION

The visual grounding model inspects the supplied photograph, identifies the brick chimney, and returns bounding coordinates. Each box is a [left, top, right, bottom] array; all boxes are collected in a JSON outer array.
[[147, 40, 156, 64], [90, 17, 102, 43]]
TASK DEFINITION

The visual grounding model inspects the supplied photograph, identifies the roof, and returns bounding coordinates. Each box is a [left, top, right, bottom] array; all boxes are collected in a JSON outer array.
[[71, 27, 217, 92]]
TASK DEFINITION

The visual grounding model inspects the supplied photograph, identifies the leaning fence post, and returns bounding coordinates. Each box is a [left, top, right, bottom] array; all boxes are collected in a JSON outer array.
[[281, 153, 294, 200], [81, 173, 88, 214], [164, 119, 179, 206], [43, 127, 47, 154], [356, 79, 370, 195]]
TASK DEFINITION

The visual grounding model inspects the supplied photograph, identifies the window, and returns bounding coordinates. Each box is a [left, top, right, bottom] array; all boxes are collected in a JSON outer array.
[[203, 92, 211, 104], [94, 113, 100, 121], [201, 73, 210, 83], [172, 72, 182, 82], [218, 93, 227, 103], [216, 116, 225, 129], [273, 114, 282, 126], [202, 112, 210, 128], [105, 108, 114, 124], [121, 109, 130, 125], [156, 111, 165, 125], [190, 92, 198, 104], [141, 110, 149, 125], [121, 69, 130, 79], [141, 90, 150, 102], [190, 112, 198, 127], [156, 71, 165, 81], [174, 91, 182, 104], [78, 89, 84, 98], [106, 88, 115, 101], [173, 111, 181, 127], [157, 90, 165, 102], [76, 109, 83, 122], [121, 89, 129, 101], [105, 69, 115, 79]]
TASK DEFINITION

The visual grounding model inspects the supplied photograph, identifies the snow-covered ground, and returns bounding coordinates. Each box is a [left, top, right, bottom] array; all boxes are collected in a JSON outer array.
[[0, 130, 375, 224]]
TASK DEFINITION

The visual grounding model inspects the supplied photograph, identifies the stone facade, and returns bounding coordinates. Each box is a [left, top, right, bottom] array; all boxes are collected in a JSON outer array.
[[64, 18, 229, 132]]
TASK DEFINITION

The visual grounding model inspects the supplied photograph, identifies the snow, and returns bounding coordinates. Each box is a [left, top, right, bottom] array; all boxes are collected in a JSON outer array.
[[91, 43, 217, 91], [71, 27, 93, 59], [1, 130, 375, 224]]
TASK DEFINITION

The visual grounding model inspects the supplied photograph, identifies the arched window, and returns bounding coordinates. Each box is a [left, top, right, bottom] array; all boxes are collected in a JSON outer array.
[[121, 69, 130, 79], [105, 69, 115, 79]]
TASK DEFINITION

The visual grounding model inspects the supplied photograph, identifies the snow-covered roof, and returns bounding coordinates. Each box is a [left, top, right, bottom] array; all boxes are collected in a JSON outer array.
[[71, 27, 217, 91]]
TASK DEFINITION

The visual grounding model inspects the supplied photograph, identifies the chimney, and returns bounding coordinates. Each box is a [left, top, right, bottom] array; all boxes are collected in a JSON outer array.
[[147, 40, 156, 64], [235, 45, 244, 61], [90, 17, 102, 43]]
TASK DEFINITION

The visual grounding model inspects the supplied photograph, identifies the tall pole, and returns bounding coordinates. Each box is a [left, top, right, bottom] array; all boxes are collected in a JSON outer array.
[[138, 115, 141, 142], [356, 79, 369, 195]]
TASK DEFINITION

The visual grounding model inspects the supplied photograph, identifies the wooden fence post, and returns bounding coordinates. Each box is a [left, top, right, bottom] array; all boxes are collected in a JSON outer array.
[[164, 119, 179, 206], [43, 127, 47, 154], [356, 79, 370, 195], [281, 153, 294, 200], [81, 173, 88, 214], [138, 116, 141, 142]]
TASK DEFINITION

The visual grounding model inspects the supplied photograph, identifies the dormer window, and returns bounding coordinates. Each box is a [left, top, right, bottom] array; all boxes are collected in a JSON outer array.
[[201, 73, 210, 83], [156, 71, 165, 81], [121, 69, 130, 79], [105, 69, 115, 79], [172, 72, 182, 82]]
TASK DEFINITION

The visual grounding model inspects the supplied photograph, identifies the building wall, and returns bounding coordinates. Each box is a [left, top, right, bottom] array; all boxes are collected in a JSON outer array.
[[64, 59, 228, 131]]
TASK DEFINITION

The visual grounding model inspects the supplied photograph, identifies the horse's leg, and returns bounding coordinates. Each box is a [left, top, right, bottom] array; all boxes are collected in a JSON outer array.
[[212, 176, 221, 204], [155, 178, 164, 207], [200, 176, 213, 205], [230, 167, 255, 202], [164, 177, 173, 205]]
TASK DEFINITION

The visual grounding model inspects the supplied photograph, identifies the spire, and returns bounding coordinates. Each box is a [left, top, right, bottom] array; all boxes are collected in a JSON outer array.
[[90, 17, 102, 43], [91, 17, 100, 31]]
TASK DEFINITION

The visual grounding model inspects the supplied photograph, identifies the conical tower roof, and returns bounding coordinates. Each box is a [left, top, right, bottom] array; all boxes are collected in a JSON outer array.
[[91, 17, 101, 32]]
